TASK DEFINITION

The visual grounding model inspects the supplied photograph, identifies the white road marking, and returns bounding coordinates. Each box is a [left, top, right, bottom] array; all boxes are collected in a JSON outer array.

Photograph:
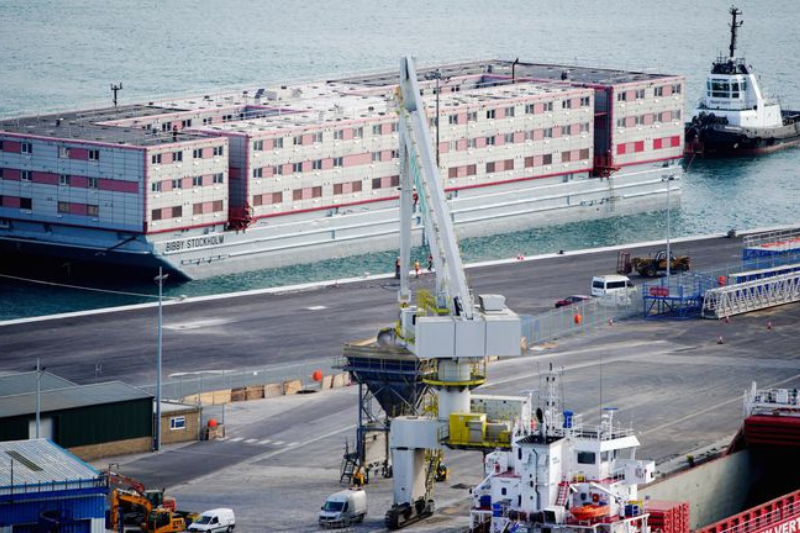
[[164, 318, 234, 331], [272, 440, 285, 446], [245, 438, 257, 444], [287, 442, 299, 447], [229, 437, 244, 443], [258, 439, 271, 445], [307, 305, 327, 311]]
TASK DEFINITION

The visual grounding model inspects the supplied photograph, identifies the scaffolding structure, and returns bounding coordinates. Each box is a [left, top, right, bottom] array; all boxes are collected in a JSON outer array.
[[642, 272, 712, 319], [336, 341, 435, 484]]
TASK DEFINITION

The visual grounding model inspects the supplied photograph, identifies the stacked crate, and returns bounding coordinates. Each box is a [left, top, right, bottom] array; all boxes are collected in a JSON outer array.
[[647, 500, 690, 533]]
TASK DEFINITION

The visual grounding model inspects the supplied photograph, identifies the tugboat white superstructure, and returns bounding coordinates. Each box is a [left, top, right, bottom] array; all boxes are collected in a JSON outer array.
[[685, 6, 800, 157], [470, 366, 655, 533]]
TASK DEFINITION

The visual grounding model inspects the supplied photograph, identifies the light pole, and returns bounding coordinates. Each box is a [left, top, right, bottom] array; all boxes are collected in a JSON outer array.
[[662, 175, 676, 287], [35, 358, 42, 439], [154, 267, 169, 451], [424, 70, 449, 168]]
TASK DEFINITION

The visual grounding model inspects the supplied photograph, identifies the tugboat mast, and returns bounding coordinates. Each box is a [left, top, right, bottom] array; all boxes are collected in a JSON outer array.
[[728, 6, 743, 59]]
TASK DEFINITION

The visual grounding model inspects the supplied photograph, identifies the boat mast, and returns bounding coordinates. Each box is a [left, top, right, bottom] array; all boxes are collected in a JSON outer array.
[[728, 6, 743, 59]]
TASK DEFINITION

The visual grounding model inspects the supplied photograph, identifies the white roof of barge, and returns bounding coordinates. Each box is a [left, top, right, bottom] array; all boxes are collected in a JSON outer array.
[[187, 80, 584, 136]]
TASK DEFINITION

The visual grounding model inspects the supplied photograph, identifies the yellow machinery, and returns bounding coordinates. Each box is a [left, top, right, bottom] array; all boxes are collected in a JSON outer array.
[[448, 412, 511, 449], [142, 509, 200, 533]]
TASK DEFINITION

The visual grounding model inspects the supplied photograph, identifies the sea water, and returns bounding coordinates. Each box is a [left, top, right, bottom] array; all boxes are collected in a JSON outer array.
[[0, 0, 798, 319]]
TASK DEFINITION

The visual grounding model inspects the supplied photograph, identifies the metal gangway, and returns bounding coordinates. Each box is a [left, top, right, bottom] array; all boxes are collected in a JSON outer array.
[[702, 269, 800, 318]]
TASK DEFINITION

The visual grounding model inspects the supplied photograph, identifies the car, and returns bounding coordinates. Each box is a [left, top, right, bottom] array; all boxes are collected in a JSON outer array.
[[555, 295, 591, 308]]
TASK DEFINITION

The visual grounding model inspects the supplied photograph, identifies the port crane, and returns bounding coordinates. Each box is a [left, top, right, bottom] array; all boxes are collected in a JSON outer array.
[[382, 56, 524, 529]]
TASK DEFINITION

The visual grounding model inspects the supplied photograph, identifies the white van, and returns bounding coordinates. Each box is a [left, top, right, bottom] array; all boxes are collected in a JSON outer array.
[[319, 489, 367, 528], [591, 275, 637, 304], [188, 508, 235, 533]]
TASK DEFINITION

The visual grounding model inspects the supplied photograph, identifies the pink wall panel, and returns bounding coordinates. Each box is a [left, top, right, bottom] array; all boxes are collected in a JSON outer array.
[[534, 103, 545, 114], [533, 130, 544, 141], [439, 142, 449, 154], [643, 114, 654, 125], [552, 127, 562, 139], [264, 138, 274, 150], [69, 203, 88, 216], [162, 180, 173, 192], [381, 150, 393, 162], [32, 172, 58, 185], [456, 139, 468, 151], [263, 166, 274, 178], [342, 129, 354, 140], [302, 134, 314, 145], [457, 166, 467, 178], [662, 111, 672, 121], [181, 177, 192, 189], [381, 176, 392, 188], [2, 141, 21, 153], [202, 174, 214, 186], [3, 168, 21, 180], [282, 163, 293, 175], [321, 158, 334, 170], [625, 116, 636, 127], [70, 148, 89, 160], [381, 123, 393, 135], [202, 147, 214, 159], [494, 108, 505, 120], [513, 132, 525, 143], [3, 196, 21, 208], [302, 161, 312, 172], [343, 153, 371, 167], [572, 98, 582, 109], [494, 135, 504, 146], [534, 155, 544, 166], [162, 152, 173, 164], [458, 113, 468, 124], [99, 179, 138, 193], [203, 202, 214, 214], [662, 85, 673, 97], [70, 175, 87, 187], [302, 188, 313, 200], [476, 138, 487, 148], [626, 90, 636, 101]]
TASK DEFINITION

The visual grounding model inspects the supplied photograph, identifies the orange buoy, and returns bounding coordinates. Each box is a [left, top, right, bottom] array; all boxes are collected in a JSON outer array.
[[573, 313, 582, 325], [312, 369, 323, 382], [207, 419, 218, 428], [718, 275, 727, 286]]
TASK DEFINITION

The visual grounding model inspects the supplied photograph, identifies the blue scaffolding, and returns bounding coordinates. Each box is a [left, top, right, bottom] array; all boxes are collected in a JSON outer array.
[[642, 272, 715, 319]]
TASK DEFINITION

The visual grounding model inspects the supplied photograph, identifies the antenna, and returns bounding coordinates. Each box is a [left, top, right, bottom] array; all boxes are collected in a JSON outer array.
[[111, 82, 123, 108], [728, 6, 743, 59]]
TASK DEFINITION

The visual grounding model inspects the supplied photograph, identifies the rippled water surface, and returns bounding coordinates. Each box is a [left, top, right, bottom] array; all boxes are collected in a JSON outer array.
[[0, 0, 798, 318]]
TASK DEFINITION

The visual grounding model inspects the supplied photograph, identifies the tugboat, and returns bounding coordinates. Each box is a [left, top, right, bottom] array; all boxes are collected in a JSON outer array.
[[685, 7, 800, 157]]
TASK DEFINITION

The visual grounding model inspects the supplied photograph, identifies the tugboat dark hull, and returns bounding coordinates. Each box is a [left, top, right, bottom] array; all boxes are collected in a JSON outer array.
[[685, 111, 800, 157]]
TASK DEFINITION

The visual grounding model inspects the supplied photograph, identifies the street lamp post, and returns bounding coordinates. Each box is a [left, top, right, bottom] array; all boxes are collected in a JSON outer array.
[[154, 267, 169, 451], [425, 70, 449, 168], [35, 358, 42, 439], [662, 175, 676, 287]]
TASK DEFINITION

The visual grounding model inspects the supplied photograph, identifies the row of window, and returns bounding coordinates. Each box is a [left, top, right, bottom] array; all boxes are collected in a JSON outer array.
[[250, 176, 401, 207], [151, 146, 224, 165], [617, 83, 682, 102], [0, 195, 99, 216], [615, 110, 682, 128], [150, 173, 224, 192], [0, 141, 33, 154], [151, 200, 225, 220], [0, 168, 135, 191], [443, 124, 591, 151], [616, 135, 681, 155], [446, 150, 591, 178]]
